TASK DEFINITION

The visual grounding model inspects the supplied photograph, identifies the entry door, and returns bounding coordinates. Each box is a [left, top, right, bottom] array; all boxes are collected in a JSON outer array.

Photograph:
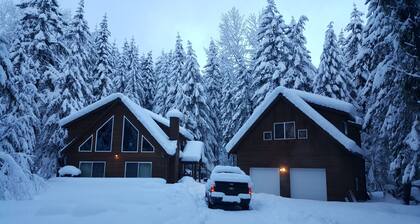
[[250, 168, 280, 195], [290, 168, 327, 201]]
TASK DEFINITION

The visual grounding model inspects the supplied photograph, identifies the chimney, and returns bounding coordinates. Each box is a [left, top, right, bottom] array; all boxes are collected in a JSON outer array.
[[166, 109, 184, 182]]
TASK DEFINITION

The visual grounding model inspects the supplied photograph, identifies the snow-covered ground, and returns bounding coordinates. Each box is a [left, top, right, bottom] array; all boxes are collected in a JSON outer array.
[[1, 178, 419, 224]]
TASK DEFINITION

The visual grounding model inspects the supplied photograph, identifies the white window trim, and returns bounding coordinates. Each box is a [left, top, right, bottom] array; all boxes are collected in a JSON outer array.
[[297, 129, 308, 140], [263, 131, 273, 141], [273, 121, 296, 140], [79, 161, 106, 177], [141, 136, 155, 153], [121, 116, 140, 153], [124, 161, 153, 177], [78, 135, 93, 152], [95, 116, 114, 152]]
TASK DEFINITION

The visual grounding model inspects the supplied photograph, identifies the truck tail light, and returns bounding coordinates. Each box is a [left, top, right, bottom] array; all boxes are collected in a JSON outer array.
[[248, 186, 253, 195], [210, 184, 215, 193]]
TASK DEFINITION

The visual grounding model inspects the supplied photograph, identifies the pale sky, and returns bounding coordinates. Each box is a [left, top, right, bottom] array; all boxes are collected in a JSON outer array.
[[59, 0, 367, 67]]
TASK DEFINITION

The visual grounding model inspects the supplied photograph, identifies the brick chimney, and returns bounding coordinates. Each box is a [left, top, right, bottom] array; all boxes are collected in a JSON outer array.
[[166, 109, 184, 182]]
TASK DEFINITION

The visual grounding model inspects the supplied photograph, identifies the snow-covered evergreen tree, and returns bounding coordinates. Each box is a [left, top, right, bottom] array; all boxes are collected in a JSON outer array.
[[166, 34, 185, 108], [0, 36, 12, 89], [231, 65, 252, 136], [92, 14, 113, 100], [361, 0, 420, 198], [123, 39, 144, 105], [113, 40, 128, 93], [203, 40, 225, 163], [245, 13, 260, 62], [344, 4, 364, 76], [153, 51, 171, 114], [0, 0, 20, 45], [314, 22, 353, 102], [283, 16, 315, 92], [140, 51, 155, 110], [61, 0, 93, 111], [251, 0, 288, 108], [178, 41, 216, 168]]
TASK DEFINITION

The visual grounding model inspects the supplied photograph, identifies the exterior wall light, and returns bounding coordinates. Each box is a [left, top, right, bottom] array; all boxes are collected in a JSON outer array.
[[114, 154, 120, 160], [279, 167, 287, 173]]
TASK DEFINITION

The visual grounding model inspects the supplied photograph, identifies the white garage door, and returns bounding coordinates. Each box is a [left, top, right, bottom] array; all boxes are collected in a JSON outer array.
[[290, 168, 327, 201], [250, 168, 280, 195]]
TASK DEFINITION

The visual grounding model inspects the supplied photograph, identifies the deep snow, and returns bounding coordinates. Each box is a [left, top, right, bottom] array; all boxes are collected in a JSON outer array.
[[0, 178, 419, 224]]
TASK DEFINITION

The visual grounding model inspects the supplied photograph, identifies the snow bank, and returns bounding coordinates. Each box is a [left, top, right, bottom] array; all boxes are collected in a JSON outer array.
[[225, 87, 364, 156], [58, 166, 81, 177], [59, 93, 194, 155], [0, 152, 44, 200], [166, 108, 184, 120], [181, 141, 204, 162]]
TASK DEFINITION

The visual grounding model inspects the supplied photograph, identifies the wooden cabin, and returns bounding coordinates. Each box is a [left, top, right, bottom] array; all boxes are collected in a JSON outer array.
[[59, 93, 204, 183], [225, 87, 368, 201]]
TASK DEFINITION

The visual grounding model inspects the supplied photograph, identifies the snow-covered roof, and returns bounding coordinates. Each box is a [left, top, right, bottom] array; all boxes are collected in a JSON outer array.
[[166, 109, 184, 120], [59, 93, 191, 155], [225, 87, 364, 156], [288, 88, 359, 119], [145, 110, 193, 140], [180, 141, 204, 162]]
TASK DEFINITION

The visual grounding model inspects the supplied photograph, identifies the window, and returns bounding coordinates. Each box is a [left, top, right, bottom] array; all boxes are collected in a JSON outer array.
[[125, 162, 152, 178], [263, 131, 273, 140], [141, 136, 154, 152], [95, 117, 114, 152], [79, 162, 106, 177], [297, 129, 308, 139], [274, 121, 296, 140], [79, 135, 93, 152], [122, 117, 139, 152]]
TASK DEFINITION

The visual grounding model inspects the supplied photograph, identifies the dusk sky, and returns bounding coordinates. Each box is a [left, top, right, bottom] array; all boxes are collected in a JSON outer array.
[[59, 0, 367, 67]]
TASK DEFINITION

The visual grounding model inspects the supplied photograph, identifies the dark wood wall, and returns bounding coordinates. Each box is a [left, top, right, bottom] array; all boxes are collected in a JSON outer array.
[[232, 95, 367, 201], [63, 100, 173, 181]]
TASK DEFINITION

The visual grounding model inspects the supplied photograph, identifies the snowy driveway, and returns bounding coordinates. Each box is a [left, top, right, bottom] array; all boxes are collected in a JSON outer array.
[[0, 178, 419, 224]]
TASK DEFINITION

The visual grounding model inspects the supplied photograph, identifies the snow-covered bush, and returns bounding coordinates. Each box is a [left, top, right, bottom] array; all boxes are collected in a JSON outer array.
[[58, 165, 81, 177], [0, 152, 44, 200]]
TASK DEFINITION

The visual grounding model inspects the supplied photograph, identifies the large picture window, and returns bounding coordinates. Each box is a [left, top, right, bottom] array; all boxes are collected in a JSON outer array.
[[125, 162, 152, 178], [95, 117, 114, 152], [79, 161, 106, 177], [122, 117, 139, 152], [78, 135, 93, 152], [274, 121, 296, 140]]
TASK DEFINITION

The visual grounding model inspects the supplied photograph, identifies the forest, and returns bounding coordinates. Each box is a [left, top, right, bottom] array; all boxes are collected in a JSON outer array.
[[0, 0, 418, 202]]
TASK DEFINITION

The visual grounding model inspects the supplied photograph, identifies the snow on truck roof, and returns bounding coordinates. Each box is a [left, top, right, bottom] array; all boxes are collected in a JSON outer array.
[[225, 87, 364, 156], [59, 93, 193, 155]]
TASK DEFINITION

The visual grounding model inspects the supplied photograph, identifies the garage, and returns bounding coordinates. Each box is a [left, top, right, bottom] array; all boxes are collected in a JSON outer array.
[[250, 167, 280, 195], [290, 168, 327, 201]]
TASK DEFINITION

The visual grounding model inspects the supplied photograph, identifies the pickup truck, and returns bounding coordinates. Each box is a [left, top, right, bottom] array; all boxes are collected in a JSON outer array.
[[205, 166, 253, 210]]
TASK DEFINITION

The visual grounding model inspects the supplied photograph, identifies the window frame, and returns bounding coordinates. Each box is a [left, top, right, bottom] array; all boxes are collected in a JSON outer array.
[[273, 121, 296, 140], [263, 131, 273, 141], [121, 116, 140, 153], [94, 116, 114, 152], [297, 129, 308, 140], [78, 135, 93, 152], [140, 136, 155, 153], [78, 161, 106, 177], [124, 161, 153, 177]]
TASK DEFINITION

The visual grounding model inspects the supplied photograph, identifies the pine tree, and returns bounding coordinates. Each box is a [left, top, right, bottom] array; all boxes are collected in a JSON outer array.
[[167, 34, 185, 108], [283, 16, 315, 92], [314, 22, 353, 102], [178, 41, 216, 168], [203, 40, 224, 163], [344, 4, 364, 76], [61, 0, 93, 111], [92, 14, 113, 100], [123, 39, 144, 105], [231, 65, 252, 136], [113, 40, 129, 93], [0, 36, 12, 90], [140, 51, 155, 110], [361, 0, 420, 198], [251, 0, 284, 108], [153, 51, 171, 114]]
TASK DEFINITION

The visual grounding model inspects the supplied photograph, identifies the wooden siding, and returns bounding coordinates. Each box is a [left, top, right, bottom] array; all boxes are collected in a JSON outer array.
[[232, 95, 367, 201], [63, 100, 175, 182]]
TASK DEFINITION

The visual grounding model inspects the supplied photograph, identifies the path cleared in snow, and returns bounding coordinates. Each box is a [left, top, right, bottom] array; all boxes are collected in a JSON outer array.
[[0, 178, 419, 224]]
